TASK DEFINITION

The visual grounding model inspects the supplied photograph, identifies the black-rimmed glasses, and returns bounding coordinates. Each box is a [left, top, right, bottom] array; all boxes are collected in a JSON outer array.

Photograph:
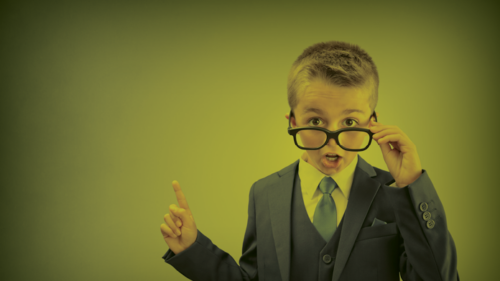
[[287, 110, 378, 151]]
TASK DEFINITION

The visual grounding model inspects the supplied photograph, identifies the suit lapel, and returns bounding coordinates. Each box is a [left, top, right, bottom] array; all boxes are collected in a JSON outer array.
[[332, 155, 381, 281], [268, 160, 298, 281]]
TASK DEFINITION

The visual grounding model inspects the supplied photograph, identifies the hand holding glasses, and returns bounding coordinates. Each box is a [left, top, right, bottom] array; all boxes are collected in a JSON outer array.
[[287, 110, 378, 151]]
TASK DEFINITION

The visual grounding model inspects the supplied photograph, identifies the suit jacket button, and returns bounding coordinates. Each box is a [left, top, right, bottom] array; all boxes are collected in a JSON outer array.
[[426, 219, 435, 229], [419, 202, 428, 212], [323, 255, 332, 264], [423, 211, 431, 221]]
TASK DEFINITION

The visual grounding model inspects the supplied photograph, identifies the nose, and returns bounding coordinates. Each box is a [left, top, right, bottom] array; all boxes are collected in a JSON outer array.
[[326, 136, 340, 147]]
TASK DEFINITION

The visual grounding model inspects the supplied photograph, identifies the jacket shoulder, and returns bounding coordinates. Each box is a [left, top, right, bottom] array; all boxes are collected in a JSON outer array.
[[357, 156, 394, 185], [373, 166, 394, 185], [251, 160, 299, 195]]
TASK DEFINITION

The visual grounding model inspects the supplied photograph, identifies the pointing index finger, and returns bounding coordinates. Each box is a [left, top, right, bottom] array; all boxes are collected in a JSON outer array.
[[172, 180, 191, 214]]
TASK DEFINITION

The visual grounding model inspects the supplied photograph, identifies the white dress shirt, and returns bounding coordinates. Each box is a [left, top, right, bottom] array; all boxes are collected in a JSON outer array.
[[298, 153, 358, 226]]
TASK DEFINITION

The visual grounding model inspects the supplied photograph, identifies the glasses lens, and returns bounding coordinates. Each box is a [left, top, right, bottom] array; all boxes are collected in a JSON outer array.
[[296, 129, 327, 149], [338, 131, 370, 150]]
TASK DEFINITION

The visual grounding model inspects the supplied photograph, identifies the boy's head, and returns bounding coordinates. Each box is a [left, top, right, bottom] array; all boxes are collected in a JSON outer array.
[[287, 41, 379, 176]]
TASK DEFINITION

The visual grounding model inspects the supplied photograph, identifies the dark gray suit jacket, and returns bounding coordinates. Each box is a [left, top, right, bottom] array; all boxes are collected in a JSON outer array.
[[163, 155, 458, 281]]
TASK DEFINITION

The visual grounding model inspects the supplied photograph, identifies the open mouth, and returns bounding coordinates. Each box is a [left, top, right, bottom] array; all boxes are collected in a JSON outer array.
[[325, 153, 340, 162]]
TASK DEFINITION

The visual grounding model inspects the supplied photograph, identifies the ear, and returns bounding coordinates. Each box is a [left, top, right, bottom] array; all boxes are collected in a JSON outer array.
[[286, 113, 297, 127], [290, 115, 297, 128], [287, 109, 300, 128], [369, 112, 379, 126]]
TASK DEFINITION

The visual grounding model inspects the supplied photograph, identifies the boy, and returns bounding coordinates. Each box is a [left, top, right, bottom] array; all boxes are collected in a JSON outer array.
[[160, 41, 459, 280]]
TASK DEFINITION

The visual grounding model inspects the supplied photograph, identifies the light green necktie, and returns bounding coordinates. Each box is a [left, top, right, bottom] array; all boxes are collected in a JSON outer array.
[[313, 176, 338, 242]]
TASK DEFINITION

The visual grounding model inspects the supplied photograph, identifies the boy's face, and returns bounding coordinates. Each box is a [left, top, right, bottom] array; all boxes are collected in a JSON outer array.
[[291, 79, 374, 176]]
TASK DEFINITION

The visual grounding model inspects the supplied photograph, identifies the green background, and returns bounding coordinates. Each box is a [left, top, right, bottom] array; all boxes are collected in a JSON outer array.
[[1, 0, 498, 280]]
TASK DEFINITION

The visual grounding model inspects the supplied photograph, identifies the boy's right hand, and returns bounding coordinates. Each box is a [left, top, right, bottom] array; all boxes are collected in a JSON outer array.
[[160, 180, 198, 254]]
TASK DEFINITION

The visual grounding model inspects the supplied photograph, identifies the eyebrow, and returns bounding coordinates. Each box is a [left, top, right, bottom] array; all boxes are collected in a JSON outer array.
[[341, 109, 366, 115], [302, 107, 366, 115], [303, 107, 325, 114]]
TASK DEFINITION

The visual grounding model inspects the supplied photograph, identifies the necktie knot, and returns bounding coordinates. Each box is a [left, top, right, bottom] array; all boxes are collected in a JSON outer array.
[[319, 176, 337, 194]]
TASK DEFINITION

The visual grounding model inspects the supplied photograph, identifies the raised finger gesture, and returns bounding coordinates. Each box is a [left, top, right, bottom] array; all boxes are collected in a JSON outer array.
[[160, 180, 198, 254]]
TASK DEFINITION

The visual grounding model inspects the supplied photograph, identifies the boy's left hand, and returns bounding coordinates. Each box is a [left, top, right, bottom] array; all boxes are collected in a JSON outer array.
[[369, 117, 422, 188]]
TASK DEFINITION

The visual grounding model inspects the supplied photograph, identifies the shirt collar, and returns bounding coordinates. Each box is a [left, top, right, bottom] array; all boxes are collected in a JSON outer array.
[[298, 152, 358, 201]]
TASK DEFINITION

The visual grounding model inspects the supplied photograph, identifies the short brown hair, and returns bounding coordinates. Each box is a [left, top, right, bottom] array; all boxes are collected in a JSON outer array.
[[287, 41, 379, 112]]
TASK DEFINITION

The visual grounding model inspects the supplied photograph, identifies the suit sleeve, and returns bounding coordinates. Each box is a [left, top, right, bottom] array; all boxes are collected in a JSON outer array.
[[161, 182, 259, 281], [385, 169, 459, 281]]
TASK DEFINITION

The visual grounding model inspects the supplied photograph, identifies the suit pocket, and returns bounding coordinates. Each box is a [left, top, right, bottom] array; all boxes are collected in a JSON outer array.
[[356, 222, 398, 242]]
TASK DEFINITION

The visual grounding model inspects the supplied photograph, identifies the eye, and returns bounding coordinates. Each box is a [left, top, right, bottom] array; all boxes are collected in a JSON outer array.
[[308, 118, 323, 126], [343, 118, 359, 127]]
